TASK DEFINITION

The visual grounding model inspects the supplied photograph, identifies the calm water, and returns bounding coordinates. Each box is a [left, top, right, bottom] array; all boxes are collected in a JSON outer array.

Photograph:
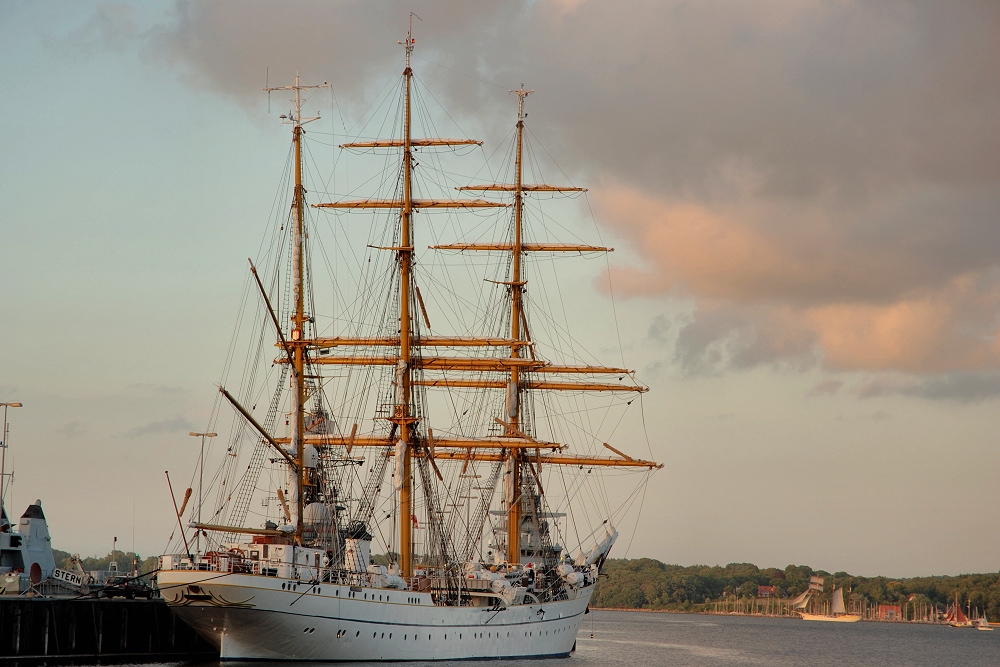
[[158, 609, 1000, 666]]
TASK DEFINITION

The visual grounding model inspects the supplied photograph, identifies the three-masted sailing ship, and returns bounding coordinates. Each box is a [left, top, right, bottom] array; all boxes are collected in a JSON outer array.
[[157, 27, 660, 661]]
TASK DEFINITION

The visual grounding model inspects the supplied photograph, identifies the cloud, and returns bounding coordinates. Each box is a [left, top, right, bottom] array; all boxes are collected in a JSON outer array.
[[56, 3, 139, 56], [808, 380, 843, 397], [56, 421, 87, 438], [125, 415, 193, 438], [805, 273, 1000, 372], [859, 372, 1000, 404], [671, 301, 818, 375], [597, 181, 1000, 374], [70, 1, 1000, 384]]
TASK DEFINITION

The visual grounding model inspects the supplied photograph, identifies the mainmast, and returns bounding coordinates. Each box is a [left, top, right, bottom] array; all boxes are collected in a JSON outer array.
[[505, 86, 532, 565], [313, 47, 659, 576], [263, 73, 329, 541], [315, 21, 503, 577], [398, 24, 416, 579]]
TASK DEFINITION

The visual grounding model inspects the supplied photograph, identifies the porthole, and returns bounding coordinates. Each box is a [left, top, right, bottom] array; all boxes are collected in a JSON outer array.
[[389, 633, 392, 639], [405, 634, 408, 640], [381, 633, 384, 639]]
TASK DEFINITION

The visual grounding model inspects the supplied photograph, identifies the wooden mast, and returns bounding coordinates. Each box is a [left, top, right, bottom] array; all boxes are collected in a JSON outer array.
[[313, 51, 657, 573], [313, 23, 505, 577], [506, 86, 532, 565], [399, 23, 415, 578], [292, 81, 307, 542], [262, 73, 330, 543]]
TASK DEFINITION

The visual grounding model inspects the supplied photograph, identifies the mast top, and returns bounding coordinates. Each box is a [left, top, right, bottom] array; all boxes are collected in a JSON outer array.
[[510, 85, 533, 121], [399, 13, 421, 68], [264, 72, 330, 128]]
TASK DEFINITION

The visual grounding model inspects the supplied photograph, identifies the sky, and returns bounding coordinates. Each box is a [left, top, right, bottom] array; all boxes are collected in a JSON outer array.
[[1, 0, 998, 578]]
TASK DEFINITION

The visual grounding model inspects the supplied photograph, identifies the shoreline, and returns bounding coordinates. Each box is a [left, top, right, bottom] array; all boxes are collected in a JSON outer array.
[[589, 607, 949, 624]]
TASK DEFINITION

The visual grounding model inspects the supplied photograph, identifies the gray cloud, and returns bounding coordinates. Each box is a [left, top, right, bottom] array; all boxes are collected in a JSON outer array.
[[647, 314, 674, 346], [807, 379, 843, 397], [672, 303, 817, 375], [56, 421, 87, 438], [68, 1, 1000, 379], [54, 2, 139, 56], [859, 372, 1000, 403], [125, 415, 193, 438]]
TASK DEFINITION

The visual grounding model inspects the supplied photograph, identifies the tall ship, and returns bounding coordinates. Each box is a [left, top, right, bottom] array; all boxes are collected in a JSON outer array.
[[789, 576, 861, 623], [157, 25, 660, 661]]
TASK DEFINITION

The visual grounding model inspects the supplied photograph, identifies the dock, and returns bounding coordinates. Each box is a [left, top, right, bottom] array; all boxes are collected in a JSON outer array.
[[0, 597, 215, 663]]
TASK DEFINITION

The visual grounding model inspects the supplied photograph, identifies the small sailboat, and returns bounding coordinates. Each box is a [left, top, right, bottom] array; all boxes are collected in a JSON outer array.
[[945, 593, 974, 628], [976, 613, 993, 631]]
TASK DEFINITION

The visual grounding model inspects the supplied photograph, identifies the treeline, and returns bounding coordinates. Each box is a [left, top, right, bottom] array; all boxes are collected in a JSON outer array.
[[52, 549, 159, 577], [592, 558, 1000, 617]]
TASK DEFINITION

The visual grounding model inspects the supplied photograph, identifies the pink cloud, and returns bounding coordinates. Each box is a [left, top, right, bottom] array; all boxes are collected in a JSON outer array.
[[594, 183, 1000, 373]]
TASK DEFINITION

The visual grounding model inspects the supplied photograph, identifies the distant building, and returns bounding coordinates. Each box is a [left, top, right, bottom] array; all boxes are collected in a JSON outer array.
[[757, 585, 776, 598], [877, 604, 902, 620]]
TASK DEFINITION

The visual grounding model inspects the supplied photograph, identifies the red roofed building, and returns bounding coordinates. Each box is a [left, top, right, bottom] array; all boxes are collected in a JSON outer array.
[[877, 604, 902, 620]]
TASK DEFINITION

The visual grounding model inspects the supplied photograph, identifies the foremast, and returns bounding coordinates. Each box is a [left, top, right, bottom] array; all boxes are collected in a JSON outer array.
[[260, 74, 329, 542]]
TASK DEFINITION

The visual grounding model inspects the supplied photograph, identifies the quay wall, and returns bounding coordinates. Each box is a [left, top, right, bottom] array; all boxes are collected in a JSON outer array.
[[0, 598, 216, 664]]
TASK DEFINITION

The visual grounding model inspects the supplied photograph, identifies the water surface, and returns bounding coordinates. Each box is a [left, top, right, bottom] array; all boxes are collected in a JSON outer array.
[[156, 608, 1000, 666]]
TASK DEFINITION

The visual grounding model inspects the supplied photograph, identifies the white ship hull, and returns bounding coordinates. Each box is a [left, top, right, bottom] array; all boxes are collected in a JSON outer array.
[[159, 569, 592, 661]]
